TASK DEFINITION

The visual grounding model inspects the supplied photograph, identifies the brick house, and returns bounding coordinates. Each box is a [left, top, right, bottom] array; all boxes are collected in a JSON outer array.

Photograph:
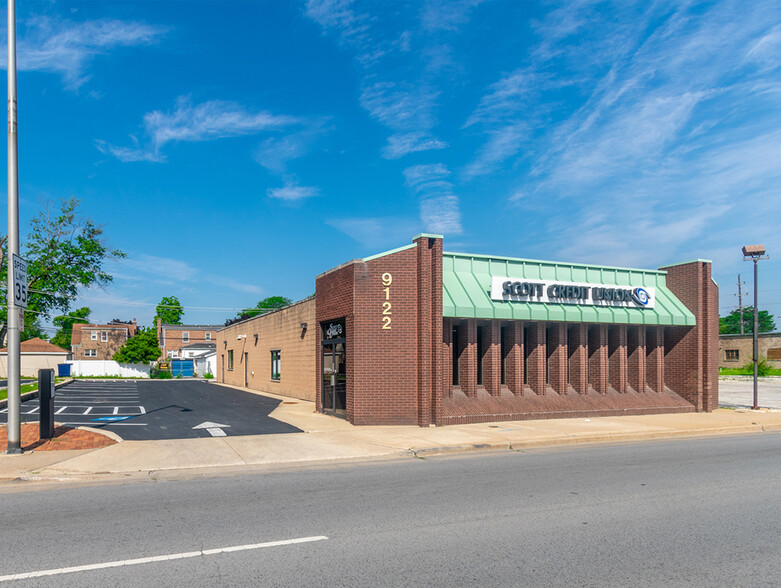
[[217, 235, 718, 427], [156, 319, 220, 358], [71, 320, 138, 360]]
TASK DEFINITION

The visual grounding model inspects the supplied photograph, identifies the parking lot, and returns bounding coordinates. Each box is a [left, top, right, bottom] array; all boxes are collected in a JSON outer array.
[[0, 380, 302, 440]]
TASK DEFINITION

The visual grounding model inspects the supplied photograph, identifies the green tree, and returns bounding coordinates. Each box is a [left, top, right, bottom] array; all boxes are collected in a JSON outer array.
[[21, 317, 49, 342], [113, 328, 162, 364], [155, 295, 184, 325], [0, 198, 124, 344], [719, 307, 776, 334], [50, 307, 91, 349], [226, 296, 292, 326]]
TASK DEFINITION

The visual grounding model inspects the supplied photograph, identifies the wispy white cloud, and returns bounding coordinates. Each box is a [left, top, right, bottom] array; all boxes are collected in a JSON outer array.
[[267, 184, 320, 201], [404, 164, 462, 234], [327, 216, 421, 248], [461, 0, 781, 271], [254, 121, 329, 174], [1, 17, 167, 90], [100, 96, 300, 162], [419, 0, 486, 33]]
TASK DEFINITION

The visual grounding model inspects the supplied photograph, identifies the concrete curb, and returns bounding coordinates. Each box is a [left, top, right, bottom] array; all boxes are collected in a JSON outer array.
[[402, 424, 776, 457], [0, 377, 75, 409], [73, 425, 124, 443]]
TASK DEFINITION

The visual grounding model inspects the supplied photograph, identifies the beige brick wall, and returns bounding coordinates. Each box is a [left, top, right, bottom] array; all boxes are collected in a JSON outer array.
[[217, 298, 316, 401], [719, 333, 781, 368]]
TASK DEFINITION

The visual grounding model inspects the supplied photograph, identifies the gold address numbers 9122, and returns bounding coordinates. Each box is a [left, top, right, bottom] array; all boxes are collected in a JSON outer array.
[[382, 272, 392, 329]]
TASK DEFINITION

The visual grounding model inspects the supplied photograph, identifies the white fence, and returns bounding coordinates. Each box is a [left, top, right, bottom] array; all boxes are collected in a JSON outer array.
[[67, 360, 150, 378]]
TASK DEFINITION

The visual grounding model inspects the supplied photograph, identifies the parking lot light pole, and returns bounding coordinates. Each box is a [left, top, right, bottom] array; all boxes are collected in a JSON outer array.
[[5, 0, 21, 454], [742, 244, 769, 411]]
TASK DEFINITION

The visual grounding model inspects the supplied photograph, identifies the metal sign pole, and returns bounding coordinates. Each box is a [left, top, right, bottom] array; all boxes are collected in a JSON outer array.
[[6, 0, 22, 454]]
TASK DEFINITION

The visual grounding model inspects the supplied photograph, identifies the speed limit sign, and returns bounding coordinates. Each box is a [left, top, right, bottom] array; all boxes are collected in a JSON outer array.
[[12, 254, 27, 309]]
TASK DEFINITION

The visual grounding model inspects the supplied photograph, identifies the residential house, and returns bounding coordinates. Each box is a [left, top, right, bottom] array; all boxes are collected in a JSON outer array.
[[0, 337, 69, 378], [71, 320, 138, 361], [156, 319, 220, 359]]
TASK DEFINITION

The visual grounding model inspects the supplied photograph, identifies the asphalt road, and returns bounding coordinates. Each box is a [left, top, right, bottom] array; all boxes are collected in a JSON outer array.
[[0, 380, 301, 439], [1, 434, 779, 586]]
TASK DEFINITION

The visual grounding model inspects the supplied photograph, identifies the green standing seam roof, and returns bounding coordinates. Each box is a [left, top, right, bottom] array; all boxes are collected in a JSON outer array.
[[442, 252, 696, 326]]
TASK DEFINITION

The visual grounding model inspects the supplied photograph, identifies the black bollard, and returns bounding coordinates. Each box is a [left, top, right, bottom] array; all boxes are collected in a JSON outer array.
[[39, 369, 55, 439]]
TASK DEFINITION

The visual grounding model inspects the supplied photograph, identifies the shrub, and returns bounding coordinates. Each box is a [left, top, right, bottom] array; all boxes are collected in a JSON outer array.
[[153, 370, 173, 379], [204, 372, 214, 379], [742, 357, 774, 377]]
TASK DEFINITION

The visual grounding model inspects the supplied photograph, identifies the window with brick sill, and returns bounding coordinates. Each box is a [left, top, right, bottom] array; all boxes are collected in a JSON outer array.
[[205, 333, 211, 341], [182, 332, 190, 343], [228, 350, 234, 370], [85, 349, 97, 357], [101, 331, 108, 342], [725, 349, 739, 361], [90, 331, 98, 341]]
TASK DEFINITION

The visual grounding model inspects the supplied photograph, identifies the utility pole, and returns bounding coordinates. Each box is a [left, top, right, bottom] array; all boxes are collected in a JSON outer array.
[[737, 274, 745, 334], [5, 0, 22, 454]]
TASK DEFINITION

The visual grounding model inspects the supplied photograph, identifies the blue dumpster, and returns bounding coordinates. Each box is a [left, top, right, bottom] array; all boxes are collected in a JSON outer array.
[[57, 363, 72, 377]]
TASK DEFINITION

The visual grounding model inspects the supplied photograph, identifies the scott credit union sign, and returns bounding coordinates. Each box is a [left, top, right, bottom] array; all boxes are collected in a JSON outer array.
[[490, 277, 655, 309]]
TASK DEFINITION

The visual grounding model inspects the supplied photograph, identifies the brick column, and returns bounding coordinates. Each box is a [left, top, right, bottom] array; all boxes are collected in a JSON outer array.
[[484, 321, 502, 396], [415, 236, 432, 426], [505, 321, 524, 396], [526, 322, 546, 395], [661, 260, 719, 412], [646, 326, 664, 393], [588, 324, 608, 394], [548, 323, 568, 395], [627, 326, 646, 393], [568, 324, 588, 394], [443, 318, 453, 398], [608, 325, 627, 393], [460, 319, 477, 397]]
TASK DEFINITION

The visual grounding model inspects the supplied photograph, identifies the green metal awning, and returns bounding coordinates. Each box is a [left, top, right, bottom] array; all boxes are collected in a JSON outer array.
[[442, 251, 695, 326]]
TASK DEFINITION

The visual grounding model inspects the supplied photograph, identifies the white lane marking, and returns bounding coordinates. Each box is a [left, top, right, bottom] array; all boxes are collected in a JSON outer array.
[[57, 422, 148, 426], [55, 406, 68, 414], [0, 535, 328, 582], [82, 407, 92, 415], [193, 421, 230, 437]]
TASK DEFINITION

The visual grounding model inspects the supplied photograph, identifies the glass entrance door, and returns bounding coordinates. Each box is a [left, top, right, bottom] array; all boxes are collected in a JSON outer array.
[[322, 341, 346, 416]]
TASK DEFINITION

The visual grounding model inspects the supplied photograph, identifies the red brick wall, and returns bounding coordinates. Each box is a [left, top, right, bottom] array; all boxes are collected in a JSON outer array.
[[661, 261, 719, 411]]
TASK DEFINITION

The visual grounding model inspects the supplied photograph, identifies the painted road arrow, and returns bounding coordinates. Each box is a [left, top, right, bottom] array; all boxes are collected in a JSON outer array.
[[192, 421, 231, 437]]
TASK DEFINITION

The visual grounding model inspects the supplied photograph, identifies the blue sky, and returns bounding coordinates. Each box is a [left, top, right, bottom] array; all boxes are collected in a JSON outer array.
[[2, 0, 780, 332]]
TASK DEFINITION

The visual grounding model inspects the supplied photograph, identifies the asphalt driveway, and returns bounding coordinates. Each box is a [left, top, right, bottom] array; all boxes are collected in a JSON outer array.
[[0, 379, 302, 440]]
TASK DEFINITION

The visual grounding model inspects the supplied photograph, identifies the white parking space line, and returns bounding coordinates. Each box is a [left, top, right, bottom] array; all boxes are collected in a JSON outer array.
[[113, 407, 119, 415], [83, 407, 92, 415], [139, 406, 146, 414], [0, 536, 329, 582], [56, 406, 68, 414]]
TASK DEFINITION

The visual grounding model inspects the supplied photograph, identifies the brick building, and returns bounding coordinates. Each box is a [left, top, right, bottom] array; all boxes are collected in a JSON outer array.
[[218, 235, 718, 426], [71, 320, 138, 360], [156, 320, 220, 358], [719, 332, 781, 368]]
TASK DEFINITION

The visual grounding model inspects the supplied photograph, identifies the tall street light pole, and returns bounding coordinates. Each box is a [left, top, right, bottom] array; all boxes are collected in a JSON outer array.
[[742, 244, 768, 411], [5, 0, 22, 454]]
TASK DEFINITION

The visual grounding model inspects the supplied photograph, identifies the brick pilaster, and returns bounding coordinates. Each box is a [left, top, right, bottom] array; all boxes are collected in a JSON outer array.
[[443, 318, 453, 398], [484, 321, 502, 396], [505, 321, 524, 396], [627, 326, 646, 393], [646, 326, 664, 393], [526, 322, 546, 395], [461, 319, 477, 397], [588, 324, 608, 394], [608, 325, 627, 393], [548, 323, 568, 395], [568, 324, 588, 394]]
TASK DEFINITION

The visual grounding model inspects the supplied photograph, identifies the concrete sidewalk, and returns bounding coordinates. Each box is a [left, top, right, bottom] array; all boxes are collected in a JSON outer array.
[[2, 387, 781, 484]]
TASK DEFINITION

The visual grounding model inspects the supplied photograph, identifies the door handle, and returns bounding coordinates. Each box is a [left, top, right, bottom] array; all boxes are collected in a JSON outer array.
[[331, 374, 336, 387]]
